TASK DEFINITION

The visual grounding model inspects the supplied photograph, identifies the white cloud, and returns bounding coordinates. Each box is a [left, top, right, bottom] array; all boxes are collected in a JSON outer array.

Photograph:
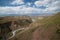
[[35, 0, 51, 7], [0, 0, 60, 15], [0, 6, 44, 15], [26, 2, 32, 6], [35, 1, 43, 7], [11, 0, 24, 5], [50, 1, 60, 7], [34, 0, 60, 13], [44, 0, 60, 13]]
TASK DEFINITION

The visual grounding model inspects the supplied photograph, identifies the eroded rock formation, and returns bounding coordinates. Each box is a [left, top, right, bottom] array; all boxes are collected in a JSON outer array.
[[0, 16, 32, 40]]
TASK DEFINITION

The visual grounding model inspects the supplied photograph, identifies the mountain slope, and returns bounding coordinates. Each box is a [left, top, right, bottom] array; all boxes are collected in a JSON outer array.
[[10, 12, 60, 40], [34, 12, 60, 40]]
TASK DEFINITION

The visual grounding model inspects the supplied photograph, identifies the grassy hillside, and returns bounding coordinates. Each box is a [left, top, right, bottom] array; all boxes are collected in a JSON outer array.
[[41, 12, 60, 40], [10, 12, 60, 40]]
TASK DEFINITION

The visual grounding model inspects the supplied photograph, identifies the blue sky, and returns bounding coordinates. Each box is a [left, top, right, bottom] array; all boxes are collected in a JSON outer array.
[[0, 0, 60, 16]]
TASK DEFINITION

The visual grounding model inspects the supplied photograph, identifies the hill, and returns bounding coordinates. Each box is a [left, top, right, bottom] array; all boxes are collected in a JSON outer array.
[[9, 12, 60, 40]]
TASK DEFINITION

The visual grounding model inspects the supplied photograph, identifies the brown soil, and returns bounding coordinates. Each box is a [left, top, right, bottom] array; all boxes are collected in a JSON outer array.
[[31, 27, 56, 40]]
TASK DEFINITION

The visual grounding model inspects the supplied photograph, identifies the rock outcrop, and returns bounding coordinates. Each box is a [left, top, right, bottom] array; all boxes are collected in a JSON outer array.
[[0, 16, 32, 40]]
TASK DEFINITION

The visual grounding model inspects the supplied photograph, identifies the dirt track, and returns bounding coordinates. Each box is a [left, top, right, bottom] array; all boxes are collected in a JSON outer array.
[[31, 27, 56, 40]]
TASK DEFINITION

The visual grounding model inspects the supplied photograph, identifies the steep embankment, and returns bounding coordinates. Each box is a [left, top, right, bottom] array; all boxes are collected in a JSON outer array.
[[31, 12, 60, 40], [0, 16, 32, 40], [10, 12, 60, 40]]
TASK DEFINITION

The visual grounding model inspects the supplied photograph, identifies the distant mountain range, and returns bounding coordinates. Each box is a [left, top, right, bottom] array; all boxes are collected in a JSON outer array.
[[0, 13, 54, 17]]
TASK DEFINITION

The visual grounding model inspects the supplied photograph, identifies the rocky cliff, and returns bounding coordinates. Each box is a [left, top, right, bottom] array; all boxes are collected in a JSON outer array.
[[0, 16, 32, 40]]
